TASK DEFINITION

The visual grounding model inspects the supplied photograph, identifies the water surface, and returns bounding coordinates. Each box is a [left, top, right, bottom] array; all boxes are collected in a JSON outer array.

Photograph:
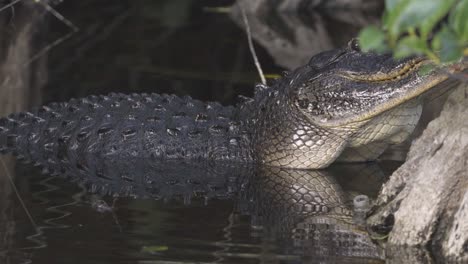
[[4, 160, 398, 264]]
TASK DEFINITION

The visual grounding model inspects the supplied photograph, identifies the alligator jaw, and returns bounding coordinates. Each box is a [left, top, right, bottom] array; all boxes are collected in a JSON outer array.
[[319, 60, 466, 128]]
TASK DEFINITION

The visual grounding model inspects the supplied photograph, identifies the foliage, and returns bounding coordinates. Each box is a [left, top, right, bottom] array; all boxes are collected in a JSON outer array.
[[359, 0, 468, 63]]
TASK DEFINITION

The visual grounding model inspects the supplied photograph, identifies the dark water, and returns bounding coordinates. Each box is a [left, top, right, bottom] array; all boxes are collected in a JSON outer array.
[[0, 1, 395, 263], [5, 159, 399, 264]]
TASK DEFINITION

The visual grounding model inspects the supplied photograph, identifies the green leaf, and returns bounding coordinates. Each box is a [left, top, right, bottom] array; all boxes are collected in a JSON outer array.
[[385, 0, 411, 39], [381, 11, 390, 30], [418, 64, 435, 76], [358, 26, 388, 53], [385, 0, 404, 12], [449, 0, 468, 42], [394, 35, 426, 58], [419, 0, 456, 39], [432, 27, 463, 62], [386, 0, 456, 39]]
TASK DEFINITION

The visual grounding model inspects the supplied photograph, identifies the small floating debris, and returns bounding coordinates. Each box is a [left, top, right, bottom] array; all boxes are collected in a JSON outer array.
[[353, 195, 370, 212], [141, 245, 169, 255], [353, 195, 370, 226]]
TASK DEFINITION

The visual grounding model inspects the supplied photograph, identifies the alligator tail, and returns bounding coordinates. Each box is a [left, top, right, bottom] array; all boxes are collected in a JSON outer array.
[[0, 107, 69, 168], [0, 93, 252, 176], [0, 112, 37, 160]]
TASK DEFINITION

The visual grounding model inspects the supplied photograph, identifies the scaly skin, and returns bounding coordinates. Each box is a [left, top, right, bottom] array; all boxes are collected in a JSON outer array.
[[0, 40, 464, 170], [0, 93, 253, 176]]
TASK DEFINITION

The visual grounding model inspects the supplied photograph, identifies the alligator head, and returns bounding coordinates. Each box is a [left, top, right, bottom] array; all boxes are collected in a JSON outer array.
[[252, 39, 464, 169]]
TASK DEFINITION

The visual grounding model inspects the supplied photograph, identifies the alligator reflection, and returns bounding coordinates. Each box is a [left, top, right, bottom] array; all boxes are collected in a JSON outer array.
[[62, 157, 386, 262], [238, 166, 384, 261]]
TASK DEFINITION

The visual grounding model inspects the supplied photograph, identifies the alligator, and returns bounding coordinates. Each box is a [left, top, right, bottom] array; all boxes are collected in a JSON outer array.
[[0, 40, 464, 172]]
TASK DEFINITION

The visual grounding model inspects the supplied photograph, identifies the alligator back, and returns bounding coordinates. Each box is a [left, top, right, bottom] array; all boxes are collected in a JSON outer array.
[[0, 93, 253, 175]]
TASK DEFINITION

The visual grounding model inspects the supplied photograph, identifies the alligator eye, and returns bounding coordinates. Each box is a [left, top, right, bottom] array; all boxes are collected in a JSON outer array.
[[348, 38, 361, 52], [308, 49, 346, 69]]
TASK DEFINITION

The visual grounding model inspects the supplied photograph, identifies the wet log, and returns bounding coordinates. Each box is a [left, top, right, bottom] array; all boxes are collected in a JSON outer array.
[[368, 82, 468, 263]]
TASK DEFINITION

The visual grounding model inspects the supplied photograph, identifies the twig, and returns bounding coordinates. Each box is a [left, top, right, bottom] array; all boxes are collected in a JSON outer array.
[[22, 0, 79, 66], [0, 157, 38, 231], [23, 31, 75, 67], [35, 0, 78, 32], [239, 5, 266, 85], [0, 0, 21, 13]]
